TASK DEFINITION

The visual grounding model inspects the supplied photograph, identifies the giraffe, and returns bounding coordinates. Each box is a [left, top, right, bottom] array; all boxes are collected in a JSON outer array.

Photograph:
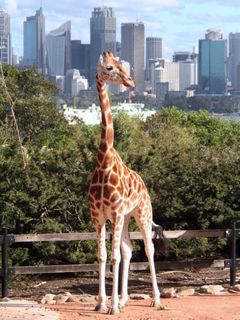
[[88, 51, 161, 315]]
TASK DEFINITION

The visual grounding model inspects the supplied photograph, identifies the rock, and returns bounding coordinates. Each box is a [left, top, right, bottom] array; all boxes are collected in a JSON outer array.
[[54, 293, 70, 304], [2, 297, 10, 302], [66, 294, 80, 302], [129, 293, 151, 300], [176, 288, 195, 297], [77, 294, 97, 303], [232, 284, 240, 292], [199, 285, 225, 295], [41, 294, 56, 304], [161, 288, 177, 298]]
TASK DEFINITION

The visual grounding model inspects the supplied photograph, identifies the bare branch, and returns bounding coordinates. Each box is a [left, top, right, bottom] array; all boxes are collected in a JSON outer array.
[[0, 63, 27, 169]]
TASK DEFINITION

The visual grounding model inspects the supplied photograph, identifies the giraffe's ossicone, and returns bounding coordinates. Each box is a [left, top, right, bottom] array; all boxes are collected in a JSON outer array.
[[88, 51, 163, 315]]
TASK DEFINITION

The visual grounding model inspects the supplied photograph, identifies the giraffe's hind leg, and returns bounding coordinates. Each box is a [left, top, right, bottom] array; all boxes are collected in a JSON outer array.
[[134, 208, 160, 308]]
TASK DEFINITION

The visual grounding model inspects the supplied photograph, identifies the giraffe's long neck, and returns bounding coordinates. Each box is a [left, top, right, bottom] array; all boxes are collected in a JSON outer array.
[[96, 75, 114, 166]]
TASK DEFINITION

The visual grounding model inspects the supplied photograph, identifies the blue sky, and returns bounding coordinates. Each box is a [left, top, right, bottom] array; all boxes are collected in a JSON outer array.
[[2, 0, 240, 59]]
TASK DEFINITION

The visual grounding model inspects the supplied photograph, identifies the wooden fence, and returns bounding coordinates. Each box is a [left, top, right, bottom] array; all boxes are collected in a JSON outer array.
[[0, 225, 239, 298]]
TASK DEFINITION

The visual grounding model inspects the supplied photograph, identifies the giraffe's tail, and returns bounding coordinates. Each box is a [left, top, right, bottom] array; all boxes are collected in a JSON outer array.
[[152, 222, 169, 257]]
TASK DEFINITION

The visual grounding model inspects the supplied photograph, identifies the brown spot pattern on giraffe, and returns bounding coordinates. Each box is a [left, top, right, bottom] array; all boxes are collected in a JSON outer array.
[[103, 185, 116, 199], [109, 172, 119, 186], [89, 185, 101, 201]]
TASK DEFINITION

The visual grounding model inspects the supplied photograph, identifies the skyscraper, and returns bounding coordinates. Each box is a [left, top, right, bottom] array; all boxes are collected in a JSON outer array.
[[173, 51, 197, 62], [228, 33, 240, 92], [71, 40, 90, 80], [198, 29, 227, 94], [23, 8, 45, 73], [46, 21, 71, 77], [146, 37, 162, 81], [0, 10, 11, 65], [90, 7, 116, 84], [121, 22, 145, 93]]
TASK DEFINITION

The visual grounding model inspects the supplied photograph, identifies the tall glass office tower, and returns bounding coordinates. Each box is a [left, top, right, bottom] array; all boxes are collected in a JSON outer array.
[[23, 8, 45, 73], [121, 22, 145, 93], [46, 21, 71, 76], [228, 33, 240, 92], [0, 10, 11, 65], [146, 37, 162, 81], [198, 29, 227, 94], [90, 7, 116, 84]]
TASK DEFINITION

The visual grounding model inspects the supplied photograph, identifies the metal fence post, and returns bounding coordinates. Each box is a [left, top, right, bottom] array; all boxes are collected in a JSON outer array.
[[230, 222, 236, 287], [1, 227, 9, 298]]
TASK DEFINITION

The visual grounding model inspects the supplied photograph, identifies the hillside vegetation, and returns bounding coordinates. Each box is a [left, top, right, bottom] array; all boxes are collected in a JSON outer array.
[[0, 65, 240, 265]]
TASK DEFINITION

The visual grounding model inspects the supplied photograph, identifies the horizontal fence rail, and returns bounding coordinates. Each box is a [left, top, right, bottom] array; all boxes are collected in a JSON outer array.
[[0, 227, 239, 298], [2, 229, 227, 243]]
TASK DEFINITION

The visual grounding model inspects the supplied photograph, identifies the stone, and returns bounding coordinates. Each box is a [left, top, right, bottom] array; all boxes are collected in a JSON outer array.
[[77, 294, 97, 303], [53, 293, 70, 304], [129, 293, 151, 300], [199, 285, 225, 295], [41, 294, 56, 304], [2, 297, 10, 302], [176, 288, 195, 297], [161, 288, 177, 298], [232, 284, 240, 292], [66, 294, 80, 302]]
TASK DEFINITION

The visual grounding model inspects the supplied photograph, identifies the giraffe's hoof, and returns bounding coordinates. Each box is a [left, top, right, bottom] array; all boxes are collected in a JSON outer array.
[[119, 296, 128, 309], [150, 300, 160, 308], [94, 303, 108, 312], [157, 304, 169, 310], [108, 306, 120, 315]]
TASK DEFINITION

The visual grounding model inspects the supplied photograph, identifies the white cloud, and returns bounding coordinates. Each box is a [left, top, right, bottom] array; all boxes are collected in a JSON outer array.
[[4, 0, 18, 14], [5, 0, 240, 59]]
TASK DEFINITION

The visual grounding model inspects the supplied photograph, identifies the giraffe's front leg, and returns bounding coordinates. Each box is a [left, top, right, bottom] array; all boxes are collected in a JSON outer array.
[[119, 215, 132, 309], [95, 222, 108, 312], [108, 218, 124, 315]]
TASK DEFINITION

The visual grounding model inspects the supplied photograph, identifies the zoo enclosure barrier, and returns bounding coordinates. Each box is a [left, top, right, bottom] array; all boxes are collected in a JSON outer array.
[[0, 223, 240, 298]]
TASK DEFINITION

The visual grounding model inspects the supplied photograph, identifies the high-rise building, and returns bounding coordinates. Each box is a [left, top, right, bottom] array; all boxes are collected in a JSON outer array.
[[172, 51, 198, 90], [90, 7, 116, 84], [179, 60, 198, 90], [173, 51, 197, 62], [121, 22, 145, 93], [0, 10, 11, 65], [228, 33, 240, 92], [153, 58, 197, 99], [154, 60, 180, 93], [65, 69, 88, 96], [23, 8, 45, 73], [198, 29, 227, 94], [71, 40, 81, 70], [146, 37, 162, 81], [71, 40, 90, 80], [46, 21, 71, 77]]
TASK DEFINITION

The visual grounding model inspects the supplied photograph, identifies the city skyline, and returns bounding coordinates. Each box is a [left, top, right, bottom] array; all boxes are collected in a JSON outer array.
[[2, 0, 240, 59]]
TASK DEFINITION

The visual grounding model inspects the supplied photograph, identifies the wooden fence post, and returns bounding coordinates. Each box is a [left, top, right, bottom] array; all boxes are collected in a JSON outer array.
[[1, 227, 9, 298], [230, 222, 237, 286]]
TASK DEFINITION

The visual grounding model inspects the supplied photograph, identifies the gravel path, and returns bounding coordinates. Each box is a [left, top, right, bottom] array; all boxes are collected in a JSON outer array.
[[0, 299, 59, 320]]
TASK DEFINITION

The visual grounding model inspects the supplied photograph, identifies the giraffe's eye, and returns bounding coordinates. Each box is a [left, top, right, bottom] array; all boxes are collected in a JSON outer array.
[[106, 66, 113, 71]]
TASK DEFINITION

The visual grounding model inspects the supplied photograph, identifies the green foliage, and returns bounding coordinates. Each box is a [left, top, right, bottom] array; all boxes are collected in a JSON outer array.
[[163, 95, 240, 113], [1, 66, 240, 264]]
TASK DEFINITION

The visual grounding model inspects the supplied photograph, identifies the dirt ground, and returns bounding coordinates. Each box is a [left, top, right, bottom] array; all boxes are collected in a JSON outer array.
[[49, 296, 240, 320], [2, 268, 240, 320]]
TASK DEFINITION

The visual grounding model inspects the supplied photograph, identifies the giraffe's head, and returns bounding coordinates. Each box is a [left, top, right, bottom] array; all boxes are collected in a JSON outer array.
[[97, 51, 135, 88]]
